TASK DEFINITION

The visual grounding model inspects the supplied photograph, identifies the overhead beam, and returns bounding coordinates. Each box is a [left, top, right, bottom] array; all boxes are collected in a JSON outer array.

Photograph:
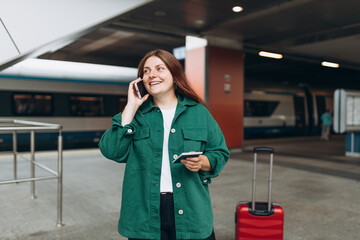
[[0, 0, 150, 71]]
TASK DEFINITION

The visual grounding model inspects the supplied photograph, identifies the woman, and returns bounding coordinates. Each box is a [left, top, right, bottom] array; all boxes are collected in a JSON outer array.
[[99, 49, 229, 240]]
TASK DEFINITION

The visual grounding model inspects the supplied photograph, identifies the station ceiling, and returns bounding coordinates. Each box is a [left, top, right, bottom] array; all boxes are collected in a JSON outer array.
[[39, 0, 360, 89]]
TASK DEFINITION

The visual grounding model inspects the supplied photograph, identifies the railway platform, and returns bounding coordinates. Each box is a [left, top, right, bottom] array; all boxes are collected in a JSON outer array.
[[0, 135, 359, 240]]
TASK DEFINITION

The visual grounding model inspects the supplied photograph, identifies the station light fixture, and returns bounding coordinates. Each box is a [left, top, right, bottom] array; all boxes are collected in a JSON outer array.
[[232, 6, 243, 12], [321, 61, 339, 68], [258, 51, 283, 59]]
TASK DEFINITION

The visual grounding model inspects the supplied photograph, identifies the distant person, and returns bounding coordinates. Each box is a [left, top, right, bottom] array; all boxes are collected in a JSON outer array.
[[321, 109, 332, 140], [99, 49, 229, 240]]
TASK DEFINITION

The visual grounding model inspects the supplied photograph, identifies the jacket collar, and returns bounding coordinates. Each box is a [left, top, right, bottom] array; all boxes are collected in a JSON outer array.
[[178, 93, 197, 107], [140, 93, 197, 114]]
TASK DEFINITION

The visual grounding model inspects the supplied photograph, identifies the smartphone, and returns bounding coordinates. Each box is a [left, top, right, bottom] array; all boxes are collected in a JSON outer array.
[[134, 80, 148, 99], [172, 152, 203, 164]]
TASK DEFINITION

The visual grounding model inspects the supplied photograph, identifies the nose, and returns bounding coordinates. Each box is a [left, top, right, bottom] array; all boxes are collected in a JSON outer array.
[[149, 70, 157, 78]]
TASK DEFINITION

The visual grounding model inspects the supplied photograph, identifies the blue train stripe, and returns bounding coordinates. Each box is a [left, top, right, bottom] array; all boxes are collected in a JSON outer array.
[[0, 131, 106, 150]]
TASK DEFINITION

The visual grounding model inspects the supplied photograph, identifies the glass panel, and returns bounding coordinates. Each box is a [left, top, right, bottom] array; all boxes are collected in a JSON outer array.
[[244, 100, 279, 117], [70, 96, 103, 116], [13, 93, 52, 116], [118, 97, 127, 112]]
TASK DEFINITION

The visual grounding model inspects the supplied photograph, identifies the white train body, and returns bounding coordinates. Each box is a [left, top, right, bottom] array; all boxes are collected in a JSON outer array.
[[0, 75, 334, 150], [243, 85, 333, 138]]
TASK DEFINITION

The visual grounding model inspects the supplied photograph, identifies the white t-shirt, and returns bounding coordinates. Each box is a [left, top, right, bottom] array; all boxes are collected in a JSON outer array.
[[160, 108, 176, 193]]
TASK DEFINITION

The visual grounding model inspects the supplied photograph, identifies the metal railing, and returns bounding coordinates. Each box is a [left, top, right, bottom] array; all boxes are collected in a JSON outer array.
[[0, 119, 64, 227]]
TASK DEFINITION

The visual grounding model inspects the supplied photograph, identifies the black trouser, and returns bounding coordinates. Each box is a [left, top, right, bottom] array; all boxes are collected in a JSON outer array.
[[129, 193, 216, 240]]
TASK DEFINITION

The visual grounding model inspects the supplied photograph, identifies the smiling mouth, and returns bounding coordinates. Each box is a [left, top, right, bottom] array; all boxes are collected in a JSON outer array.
[[150, 82, 161, 86]]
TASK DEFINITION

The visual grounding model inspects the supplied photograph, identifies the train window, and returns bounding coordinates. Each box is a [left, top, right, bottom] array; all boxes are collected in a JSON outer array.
[[118, 97, 127, 112], [244, 100, 279, 117], [13, 93, 52, 116], [69, 96, 104, 116]]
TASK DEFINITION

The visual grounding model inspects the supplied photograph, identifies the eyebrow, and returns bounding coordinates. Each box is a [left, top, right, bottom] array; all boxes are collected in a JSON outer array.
[[144, 64, 166, 69]]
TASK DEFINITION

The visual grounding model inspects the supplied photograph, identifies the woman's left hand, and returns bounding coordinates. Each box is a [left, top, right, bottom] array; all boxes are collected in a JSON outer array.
[[181, 155, 211, 172]]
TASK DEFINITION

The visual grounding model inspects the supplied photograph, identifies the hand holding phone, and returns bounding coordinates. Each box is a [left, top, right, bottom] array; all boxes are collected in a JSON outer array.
[[134, 80, 148, 99], [172, 152, 203, 163]]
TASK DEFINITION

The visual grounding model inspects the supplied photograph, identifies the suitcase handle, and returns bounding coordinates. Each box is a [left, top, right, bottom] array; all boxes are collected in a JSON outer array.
[[253, 147, 274, 154], [252, 147, 274, 212]]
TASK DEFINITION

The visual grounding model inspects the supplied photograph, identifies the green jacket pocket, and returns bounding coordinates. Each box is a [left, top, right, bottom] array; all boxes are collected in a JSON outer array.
[[182, 127, 207, 152]]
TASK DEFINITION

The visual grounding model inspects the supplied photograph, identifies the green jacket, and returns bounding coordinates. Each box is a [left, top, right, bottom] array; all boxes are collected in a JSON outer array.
[[99, 94, 230, 239]]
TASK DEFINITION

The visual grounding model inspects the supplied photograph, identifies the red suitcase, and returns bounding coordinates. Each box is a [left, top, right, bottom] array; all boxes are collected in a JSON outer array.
[[235, 147, 284, 240]]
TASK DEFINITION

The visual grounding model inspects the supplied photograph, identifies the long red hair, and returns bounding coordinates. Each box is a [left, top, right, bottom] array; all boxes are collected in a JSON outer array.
[[137, 49, 206, 106]]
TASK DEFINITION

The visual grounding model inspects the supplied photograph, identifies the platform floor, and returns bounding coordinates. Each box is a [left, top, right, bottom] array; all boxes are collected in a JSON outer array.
[[0, 135, 359, 240]]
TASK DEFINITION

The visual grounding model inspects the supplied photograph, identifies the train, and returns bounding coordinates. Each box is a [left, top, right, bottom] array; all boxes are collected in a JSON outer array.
[[0, 74, 129, 151], [243, 80, 334, 139], [0, 74, 334, 151]]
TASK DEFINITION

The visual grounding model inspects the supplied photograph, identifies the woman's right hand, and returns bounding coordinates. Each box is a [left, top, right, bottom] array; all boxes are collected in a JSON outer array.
[[127, 78, 150, 108], [121, 78, 149, 126]]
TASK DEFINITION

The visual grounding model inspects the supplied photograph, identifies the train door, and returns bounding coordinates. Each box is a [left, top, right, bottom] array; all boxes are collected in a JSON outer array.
[[316, 95, 327, 135], [293, 96, 306, 135], [303, 87, 314, 136]]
